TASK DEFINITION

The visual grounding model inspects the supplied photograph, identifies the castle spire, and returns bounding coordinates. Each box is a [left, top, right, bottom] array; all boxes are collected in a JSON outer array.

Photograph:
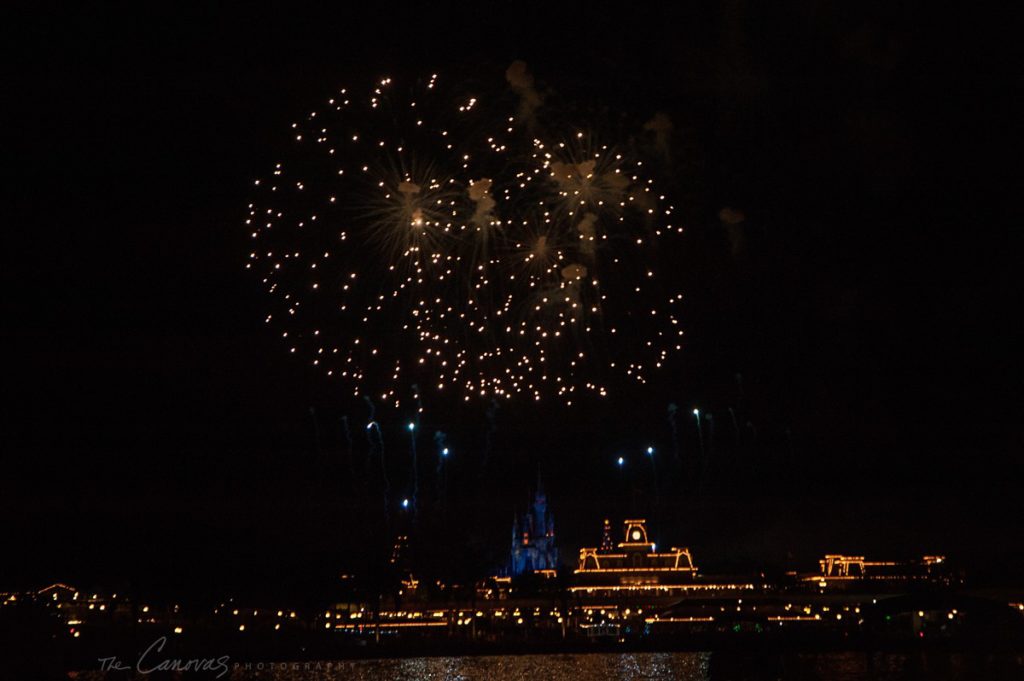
[[508, 479, 559, 577]]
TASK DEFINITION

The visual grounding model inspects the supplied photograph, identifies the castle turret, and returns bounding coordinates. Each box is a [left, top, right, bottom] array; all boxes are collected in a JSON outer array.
[[532, 479, 547, 537]]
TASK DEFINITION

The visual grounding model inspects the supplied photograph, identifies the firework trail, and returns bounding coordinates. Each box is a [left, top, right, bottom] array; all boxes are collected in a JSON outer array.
[[728, 406, 740, 445], [406, 387, 422, 519], [363, 395, 377, 444], [246, 65, 685, 409], [646, 445, 659, 504], [409, 426, 418, 519], [693, 408, 707, 494], [434, 430, 448, 474], [667, 402, 680, 464], [364, 395, 390, 516], [434, 429, 448, 500]]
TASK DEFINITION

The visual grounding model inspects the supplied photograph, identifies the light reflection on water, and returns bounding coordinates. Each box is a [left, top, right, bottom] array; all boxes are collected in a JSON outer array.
[[229, 653, 709, 680], [223, 651, 1024, 681], [75, 651, 1024, 680]]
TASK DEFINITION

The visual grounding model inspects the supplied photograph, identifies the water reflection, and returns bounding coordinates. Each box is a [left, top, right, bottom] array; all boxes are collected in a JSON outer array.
[[227, 653, 711, 680], [78, 651, 1024, 680]]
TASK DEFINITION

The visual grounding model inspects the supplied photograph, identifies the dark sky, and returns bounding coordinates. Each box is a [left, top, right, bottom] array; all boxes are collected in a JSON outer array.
[[4, 4, 1016, 600]]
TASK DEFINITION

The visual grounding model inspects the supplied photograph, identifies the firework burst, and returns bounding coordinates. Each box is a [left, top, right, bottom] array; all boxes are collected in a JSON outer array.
[[245, 67, 684, 406]]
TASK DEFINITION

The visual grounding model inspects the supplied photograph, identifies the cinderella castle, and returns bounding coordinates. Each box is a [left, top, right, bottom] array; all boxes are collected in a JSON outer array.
[[508, 479, 559, 576]]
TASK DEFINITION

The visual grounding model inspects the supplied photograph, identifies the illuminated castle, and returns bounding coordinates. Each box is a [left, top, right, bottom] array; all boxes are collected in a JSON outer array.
[[508, 480, 559, 577]]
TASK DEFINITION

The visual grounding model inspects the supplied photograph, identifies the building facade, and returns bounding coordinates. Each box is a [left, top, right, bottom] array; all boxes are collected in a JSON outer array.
[[573, 519, 700, 595]]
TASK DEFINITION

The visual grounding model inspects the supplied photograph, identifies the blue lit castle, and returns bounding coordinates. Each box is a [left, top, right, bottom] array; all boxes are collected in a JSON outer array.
[[509, 480, 559, 576]]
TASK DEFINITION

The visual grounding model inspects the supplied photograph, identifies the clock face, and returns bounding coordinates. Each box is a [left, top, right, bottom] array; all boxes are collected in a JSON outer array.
[[631, 530, 642, 541]]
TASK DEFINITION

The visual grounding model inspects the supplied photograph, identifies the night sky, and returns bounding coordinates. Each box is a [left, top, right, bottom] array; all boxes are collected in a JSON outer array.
[[5, 5, 1016, 602]]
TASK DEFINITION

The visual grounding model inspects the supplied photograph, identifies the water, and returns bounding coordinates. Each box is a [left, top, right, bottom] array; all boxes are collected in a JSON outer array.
[[217, 652, 1024, 681], [73, 652, 1024, 680]]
